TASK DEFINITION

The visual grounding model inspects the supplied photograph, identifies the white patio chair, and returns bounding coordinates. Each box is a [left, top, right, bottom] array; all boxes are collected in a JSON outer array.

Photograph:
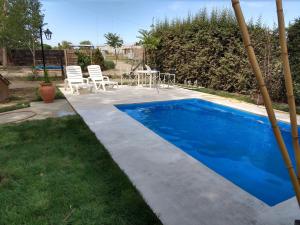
[[87, 65, 118, 91], [65, 66, 91, 94]]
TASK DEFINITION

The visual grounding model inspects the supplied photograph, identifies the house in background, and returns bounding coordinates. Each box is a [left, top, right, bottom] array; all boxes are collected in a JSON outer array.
[[0, 74, 10, 102], [97, 44, 143, 60], [121, 44, 143, 60]]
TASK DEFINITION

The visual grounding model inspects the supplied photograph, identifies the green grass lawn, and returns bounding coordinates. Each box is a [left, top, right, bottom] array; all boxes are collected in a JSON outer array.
[[0, 116, 162, 225]]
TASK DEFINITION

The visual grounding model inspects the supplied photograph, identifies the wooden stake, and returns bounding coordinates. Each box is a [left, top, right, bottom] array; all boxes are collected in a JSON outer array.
[[231, 0, 300, 206], [276, 0, 300, 183], [2, 0, 8, 67]]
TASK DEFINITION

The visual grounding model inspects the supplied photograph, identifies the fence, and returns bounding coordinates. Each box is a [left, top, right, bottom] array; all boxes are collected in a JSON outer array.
[[0, 48, 142, 67], [0, 49, 64, 66], [64, 49, 93, 66]]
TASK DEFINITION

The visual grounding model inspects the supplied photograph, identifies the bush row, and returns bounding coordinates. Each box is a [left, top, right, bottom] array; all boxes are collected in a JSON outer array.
[[148, 9, 288, 102], [76, 50, 115, 72]]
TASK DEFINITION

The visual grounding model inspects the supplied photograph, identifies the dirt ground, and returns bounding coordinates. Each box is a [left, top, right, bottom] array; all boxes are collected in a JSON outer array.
[[9, 87, 37, 102], [1, 59, 134, 78], [0, 80, 64, 110], [0, 60, 133, 109]]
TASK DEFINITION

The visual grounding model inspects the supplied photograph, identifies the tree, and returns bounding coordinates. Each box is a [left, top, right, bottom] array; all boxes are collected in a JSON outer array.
[[79, 40, 91, 47], [80, 40, 91, 45], [59, 40, 73, 49], [25, 0, 44, 68], [75, 51, 91, 72], [0, 0, 44, 68], [288, 18, 300, 102], [148, 9, 286, 101], [137, 29, 160, 65], [0, 0, 8, 66], [104, 32, 123, 64], [79, 40, 92, 50], [93, 48, 105, 69], [42, 43, 52, 50]]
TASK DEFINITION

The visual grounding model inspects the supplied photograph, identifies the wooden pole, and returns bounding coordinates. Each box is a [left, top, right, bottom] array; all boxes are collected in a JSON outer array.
[[276, 0, 300, 183], [64, 49, 68, 66], [231, 0, 300, 206], [2, 0, 8, 67]]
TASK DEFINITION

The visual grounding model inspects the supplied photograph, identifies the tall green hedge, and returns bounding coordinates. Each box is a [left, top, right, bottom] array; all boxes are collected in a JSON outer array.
[[288, 18, 300, 102], [149, 9, 286, 102]]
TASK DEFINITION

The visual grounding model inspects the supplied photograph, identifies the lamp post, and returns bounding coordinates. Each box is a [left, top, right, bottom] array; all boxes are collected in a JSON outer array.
[[39, 27, 52, 81]]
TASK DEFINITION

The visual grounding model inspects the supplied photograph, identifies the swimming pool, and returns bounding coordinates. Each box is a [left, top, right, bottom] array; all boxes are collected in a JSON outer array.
[[35, 65, 63, 70], [116, 98, 297, 206]]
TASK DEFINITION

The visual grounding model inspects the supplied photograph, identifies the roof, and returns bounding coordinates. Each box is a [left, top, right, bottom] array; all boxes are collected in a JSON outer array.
[[71, 44, 95, 49], [0, 74, 10, 86]]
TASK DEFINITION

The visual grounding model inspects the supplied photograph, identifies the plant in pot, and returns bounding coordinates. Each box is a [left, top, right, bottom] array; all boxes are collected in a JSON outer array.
[[39, 70, 55, 103]]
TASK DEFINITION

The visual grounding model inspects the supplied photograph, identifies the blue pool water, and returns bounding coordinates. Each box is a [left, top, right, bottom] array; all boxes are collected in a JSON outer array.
[[116, 98, 298, 206], [35, 65, 63, 70]]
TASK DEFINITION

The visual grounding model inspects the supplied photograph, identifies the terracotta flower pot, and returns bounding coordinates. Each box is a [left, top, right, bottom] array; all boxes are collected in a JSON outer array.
[[39, 83, 55, 103]]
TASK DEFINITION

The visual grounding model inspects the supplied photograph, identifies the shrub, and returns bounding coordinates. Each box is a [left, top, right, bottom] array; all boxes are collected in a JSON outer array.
[[26, 73, 38, 81], [288, 17, 300, 103], [76, 51, 91, 71], [93, 48, 105, 69], [103, 60, 115, 70], [149, 9, 286, 102]]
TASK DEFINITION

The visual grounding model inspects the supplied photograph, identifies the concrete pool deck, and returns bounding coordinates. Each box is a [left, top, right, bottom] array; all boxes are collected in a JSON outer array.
[[62, 86, 299, 225]]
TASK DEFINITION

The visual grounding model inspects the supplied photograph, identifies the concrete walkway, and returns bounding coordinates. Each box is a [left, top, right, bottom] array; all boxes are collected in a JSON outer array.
[[62, 86, 299, 225], [0, 99, 75, 124]]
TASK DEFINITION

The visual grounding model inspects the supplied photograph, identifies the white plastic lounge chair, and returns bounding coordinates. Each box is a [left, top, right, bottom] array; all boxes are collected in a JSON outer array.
[[65, 66, 91, 94], [87, 65, 118, 91]]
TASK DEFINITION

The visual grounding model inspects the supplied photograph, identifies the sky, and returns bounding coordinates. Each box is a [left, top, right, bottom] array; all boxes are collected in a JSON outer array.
[[41, 0, 300, 47]]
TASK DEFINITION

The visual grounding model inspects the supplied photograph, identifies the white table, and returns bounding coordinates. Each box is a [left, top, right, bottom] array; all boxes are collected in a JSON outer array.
[[136, 70, 159, 88]]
